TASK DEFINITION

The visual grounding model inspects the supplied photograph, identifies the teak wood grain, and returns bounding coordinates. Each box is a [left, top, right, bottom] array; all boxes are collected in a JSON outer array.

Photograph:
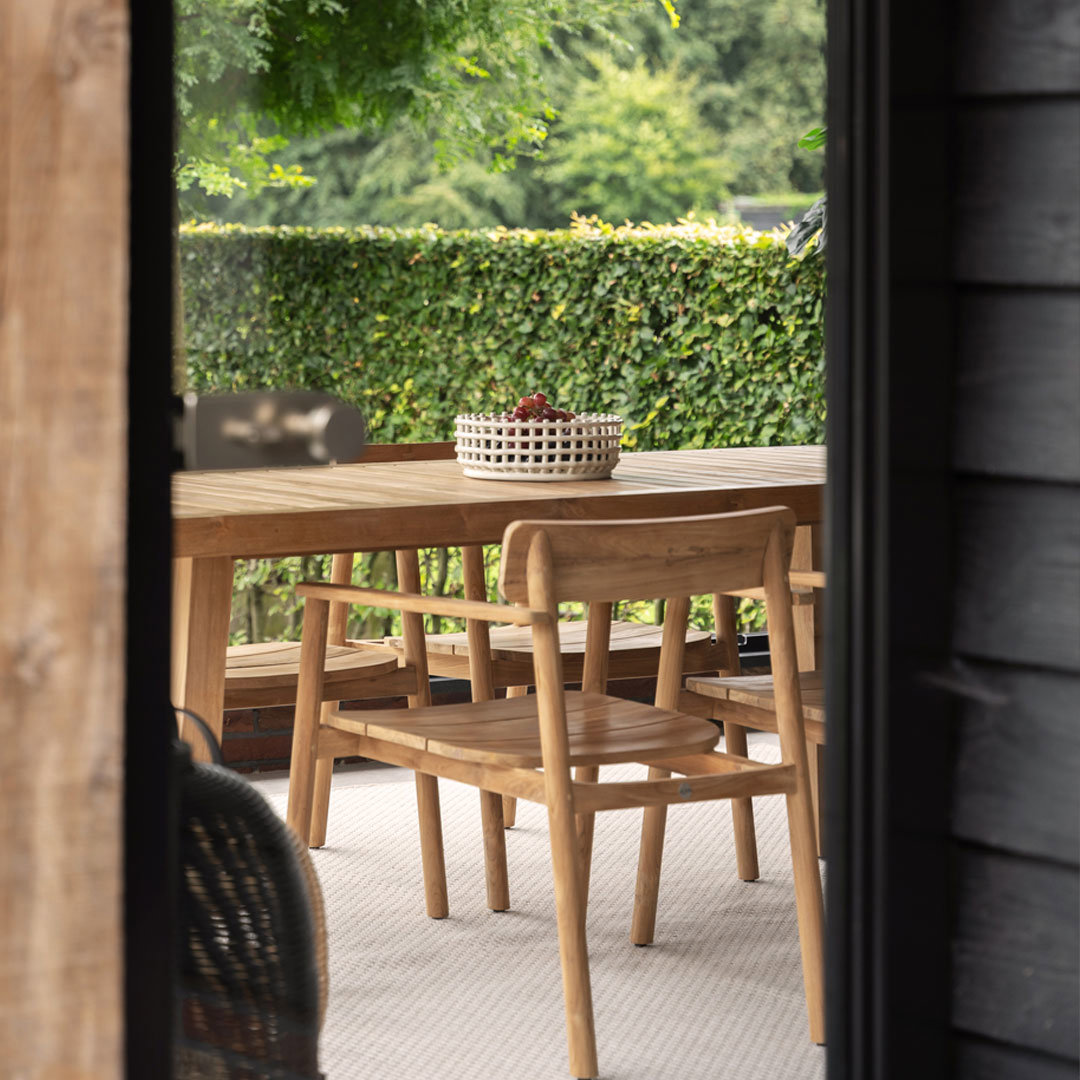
[[174, 446, 826, 558], [498, 507, 793, 604], [685, 671, 827, 728], [380, 618, 727, 695], [396, 619, 715, 659], [0, 0, 129, 1074], [327, 691, 720, 768]]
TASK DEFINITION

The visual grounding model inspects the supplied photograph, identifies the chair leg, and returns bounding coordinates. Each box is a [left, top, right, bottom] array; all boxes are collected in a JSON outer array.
[[414, 772, 449, 919], [723, 721, 761, 881], [785, 784, 827, 1044], [479, 790, 510, 911], [502, 685, 529, 828], [547, 792, 599, 1079], [630, 767, 670, 945], [809, 741, 825, 858], [575, 765, 599, 910], [308, 755, 334, 848]]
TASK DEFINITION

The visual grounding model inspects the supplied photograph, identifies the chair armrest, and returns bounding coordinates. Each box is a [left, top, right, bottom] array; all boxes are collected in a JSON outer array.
[[296, 582, 549, 627]]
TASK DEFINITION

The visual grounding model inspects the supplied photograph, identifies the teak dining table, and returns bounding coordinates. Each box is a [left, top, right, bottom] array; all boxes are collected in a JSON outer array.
[[172, 445, 826, 749]]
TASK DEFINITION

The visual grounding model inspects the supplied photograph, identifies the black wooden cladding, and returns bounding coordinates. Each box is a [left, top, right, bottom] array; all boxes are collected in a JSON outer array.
[[944, 0, 1080, 1068], [952, 847, 1080, 1059], [955, 0, 1080, 96], [953, 1036, 1080, 1080], [953, 103, 1080, 287], [953, 291, 1080, 484], [952, 479, 1080, 672], [951, 663, 1080, 865]]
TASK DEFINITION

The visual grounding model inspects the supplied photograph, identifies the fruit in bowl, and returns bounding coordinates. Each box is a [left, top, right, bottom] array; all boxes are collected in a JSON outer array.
[[510, 391, 576, 423]]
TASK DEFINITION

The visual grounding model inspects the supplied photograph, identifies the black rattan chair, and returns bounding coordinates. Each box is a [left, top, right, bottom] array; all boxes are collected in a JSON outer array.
[[174, 713, 327, 1080]]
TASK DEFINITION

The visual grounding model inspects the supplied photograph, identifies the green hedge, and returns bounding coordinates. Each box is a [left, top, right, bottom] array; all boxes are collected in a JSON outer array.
[[181, 219, 824, 449], [179, 220, 825, 643]]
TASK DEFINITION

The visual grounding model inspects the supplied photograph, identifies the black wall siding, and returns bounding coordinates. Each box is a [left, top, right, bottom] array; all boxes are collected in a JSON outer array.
[[953, 1035, 1080, 1080], [952, 103, 1080, 287], [953, 291, 1080, 484], [946, 1, 1080, 1071], [952, 846, 1080, 1058], [951, 664, 1080, 864], [952, 480, 1080, 671], [954, 0, 1080, 97]]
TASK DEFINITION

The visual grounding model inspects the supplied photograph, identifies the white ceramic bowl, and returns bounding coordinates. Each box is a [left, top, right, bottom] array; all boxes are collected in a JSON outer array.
[[454, 412, 623, 481]]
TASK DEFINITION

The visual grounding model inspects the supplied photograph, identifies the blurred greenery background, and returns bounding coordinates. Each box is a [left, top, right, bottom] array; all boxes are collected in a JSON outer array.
[[180, 0, 825, 231]]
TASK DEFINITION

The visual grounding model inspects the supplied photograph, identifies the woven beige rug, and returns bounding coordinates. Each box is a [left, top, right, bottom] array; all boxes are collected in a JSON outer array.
[[263, 740, 826, 1080]]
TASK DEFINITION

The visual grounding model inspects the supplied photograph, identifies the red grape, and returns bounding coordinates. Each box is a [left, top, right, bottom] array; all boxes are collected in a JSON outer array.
[[540, 406, 557, 420], [518, 396, 534, 409], [512, 405, 530, 420], [532, 392, 548, 406]]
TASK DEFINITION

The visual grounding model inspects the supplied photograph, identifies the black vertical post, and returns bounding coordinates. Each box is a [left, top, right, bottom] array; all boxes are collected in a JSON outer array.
[[126, 2, 177, 1076], [826, 0, 956, 1077]]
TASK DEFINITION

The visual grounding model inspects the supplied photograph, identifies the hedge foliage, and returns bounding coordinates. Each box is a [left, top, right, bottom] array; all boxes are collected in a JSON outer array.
[[179, 220, 825, 643], [181, 218, 825, 450]]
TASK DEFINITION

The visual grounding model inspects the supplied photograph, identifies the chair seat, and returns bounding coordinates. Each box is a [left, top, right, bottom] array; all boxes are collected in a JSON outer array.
[[685, 670, 826, 725], [324, 690, 721, 768], [384, 618, 723, 669], [224, 642, 400, 708]]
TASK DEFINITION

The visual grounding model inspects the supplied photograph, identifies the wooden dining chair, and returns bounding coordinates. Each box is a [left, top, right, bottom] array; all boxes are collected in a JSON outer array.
[[285, 507, 825, 1078], [369, 543, 728, 831]]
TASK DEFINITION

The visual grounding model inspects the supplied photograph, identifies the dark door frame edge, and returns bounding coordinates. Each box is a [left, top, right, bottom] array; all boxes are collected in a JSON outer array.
[[125, 1, 177, 1076], [825, 0, 956, 1077]]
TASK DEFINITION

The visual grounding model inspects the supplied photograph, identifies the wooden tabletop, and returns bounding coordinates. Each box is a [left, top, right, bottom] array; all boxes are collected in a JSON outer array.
[[173, 445, 826, 559]]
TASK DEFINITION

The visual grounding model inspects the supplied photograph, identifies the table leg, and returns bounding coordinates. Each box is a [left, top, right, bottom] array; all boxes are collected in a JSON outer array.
[[172, 555, 234, 762]]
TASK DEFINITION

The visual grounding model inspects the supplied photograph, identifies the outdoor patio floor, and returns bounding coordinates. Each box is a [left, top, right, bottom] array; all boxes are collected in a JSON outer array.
[[252, 731, 826, 1080]]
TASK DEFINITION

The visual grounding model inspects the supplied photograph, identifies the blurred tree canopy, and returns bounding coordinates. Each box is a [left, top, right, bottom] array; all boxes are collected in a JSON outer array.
[[175, 0, 660, 202], [615, 0, 826, 195], [180, 0, 825, 228], [541, 55, 732, 223]]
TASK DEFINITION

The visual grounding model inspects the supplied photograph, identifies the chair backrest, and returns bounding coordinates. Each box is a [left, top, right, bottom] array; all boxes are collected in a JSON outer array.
[[498, 508, 806, 769], [498, 507, 796, 605]]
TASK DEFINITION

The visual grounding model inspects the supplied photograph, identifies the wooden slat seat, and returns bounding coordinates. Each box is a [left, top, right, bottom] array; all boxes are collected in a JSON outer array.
[[223, 642, 402, 709], [325, 690, 720, 768], [383, 619, 724, 676], [682, 671, 826, 747], [685, 670, 826, 726]]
